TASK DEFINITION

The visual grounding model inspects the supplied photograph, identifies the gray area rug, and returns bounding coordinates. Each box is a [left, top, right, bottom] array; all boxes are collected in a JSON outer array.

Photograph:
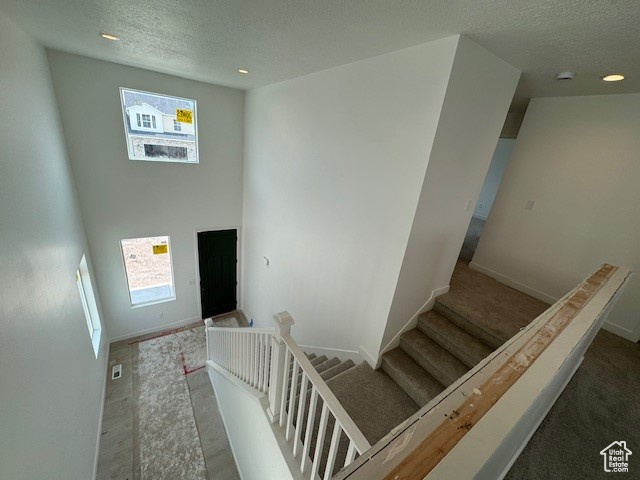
[[132, 318, 238, 480], [134, 327, 208, 479]]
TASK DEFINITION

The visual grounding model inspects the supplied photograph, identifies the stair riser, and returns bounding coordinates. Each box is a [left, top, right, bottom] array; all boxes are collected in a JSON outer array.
[[400, 339, 458, 387], [417, 321, 482, 369], [434, 301, 503, 350], [381, 359, 429, 407]]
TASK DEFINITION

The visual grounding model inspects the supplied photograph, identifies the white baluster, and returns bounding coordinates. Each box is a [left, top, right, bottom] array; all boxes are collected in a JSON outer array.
[[293, 374, 309, 458], [344, 440, 357, 467], [286, 359, 299, 441], [324, 421, 342, 480], [279, 348, 291, 428], [301, 387, 318, 474], [311, 403, 329, 480]]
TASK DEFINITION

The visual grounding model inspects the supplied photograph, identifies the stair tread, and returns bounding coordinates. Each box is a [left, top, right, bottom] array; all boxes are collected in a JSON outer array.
[[314, 357, 340, 373], [381, 349, 444, 407], [435, 263, 548, 347], [309, 355, 328, 367], [418, 311, 493, 368], [320, 359, 355, 381], [400, 329, 469, 387], [306, 353, 317, 360]]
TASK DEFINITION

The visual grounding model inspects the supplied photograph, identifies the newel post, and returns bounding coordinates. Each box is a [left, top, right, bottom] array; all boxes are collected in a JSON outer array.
[[267, 311, 295, 423], [204, 317, 213, 363]]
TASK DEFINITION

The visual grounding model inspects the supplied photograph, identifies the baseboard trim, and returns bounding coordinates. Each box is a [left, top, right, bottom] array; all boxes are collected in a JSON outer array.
[[298, 344, 362, 364], [468, 262, 557, 304], [602, 321, 638, 343], [109, 316, 202, 343], [469, 262, 639, 342], [377, 285, 451, 366], [358, 345, 379, 369]]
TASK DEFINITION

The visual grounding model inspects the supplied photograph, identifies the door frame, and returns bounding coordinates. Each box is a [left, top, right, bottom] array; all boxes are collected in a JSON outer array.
[[193, 225, 242, 320]]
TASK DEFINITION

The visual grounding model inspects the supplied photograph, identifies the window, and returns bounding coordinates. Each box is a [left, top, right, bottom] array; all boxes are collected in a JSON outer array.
[[120, 87, 198, 163], [120, 236, 175, 307], [76, 255, 102, 358]]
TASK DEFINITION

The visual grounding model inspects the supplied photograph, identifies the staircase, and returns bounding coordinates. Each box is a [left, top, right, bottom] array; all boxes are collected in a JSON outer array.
[[380, 262, 549, 407], [204, 263, 551, 479]]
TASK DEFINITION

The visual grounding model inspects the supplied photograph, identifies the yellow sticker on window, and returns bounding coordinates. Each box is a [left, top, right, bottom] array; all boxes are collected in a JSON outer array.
[[153, 244, 168, 255], [176, 108, 193, 124]]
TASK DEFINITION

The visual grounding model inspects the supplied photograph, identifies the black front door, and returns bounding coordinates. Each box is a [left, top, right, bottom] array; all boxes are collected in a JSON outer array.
[[198, 229, 237, 318]]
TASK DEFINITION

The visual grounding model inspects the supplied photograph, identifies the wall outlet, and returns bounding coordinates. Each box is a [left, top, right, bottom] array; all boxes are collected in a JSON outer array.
[[112, 364, 122, 380], [526, 200, 535, 211]]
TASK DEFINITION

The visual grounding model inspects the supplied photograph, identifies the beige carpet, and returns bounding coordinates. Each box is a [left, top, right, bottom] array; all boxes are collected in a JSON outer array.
[[133, 318, 238, 479]]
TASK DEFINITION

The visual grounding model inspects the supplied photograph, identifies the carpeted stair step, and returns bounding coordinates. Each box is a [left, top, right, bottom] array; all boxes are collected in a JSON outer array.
[[417, 311, 493, 368], [399, 329, 469, 387], [381, 349, 444, 407], [320, 359, 355, 382], [314, 357, 341, 374], [434, 299, 504, 350], [310, 355, 327, 367], [289, 358, 342, 401], [289, 354, 327, 382]]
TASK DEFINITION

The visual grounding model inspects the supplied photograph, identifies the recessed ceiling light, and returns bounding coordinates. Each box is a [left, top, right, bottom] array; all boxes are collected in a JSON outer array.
[[601, 74, 625, 82], [100, 33, 119, 41], [238, 69, 249, 74]]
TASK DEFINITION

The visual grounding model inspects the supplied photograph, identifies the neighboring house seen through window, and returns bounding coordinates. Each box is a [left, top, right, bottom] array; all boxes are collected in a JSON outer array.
[[120, 87, 198, 163], [120, 236, 176, 307]]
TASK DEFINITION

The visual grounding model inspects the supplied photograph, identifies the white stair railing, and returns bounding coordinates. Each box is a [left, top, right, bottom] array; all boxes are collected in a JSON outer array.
[[205, 312, 371, 479], [205, 320, 274, 393]]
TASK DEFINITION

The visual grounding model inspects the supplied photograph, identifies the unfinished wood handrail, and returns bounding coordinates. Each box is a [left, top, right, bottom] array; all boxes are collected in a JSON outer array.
[[336, 263, 631, 480]]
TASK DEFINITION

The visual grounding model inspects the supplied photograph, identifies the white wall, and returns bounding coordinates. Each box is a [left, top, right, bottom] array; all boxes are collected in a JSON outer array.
[[0, 13, 108, 479], [472, 94, 640, 341], [47, 51, 244, 340], [242, 36, 461, 359], [473, 139, 516, 220], [380, 37, 520, 353], [208, 368, 296, 480]]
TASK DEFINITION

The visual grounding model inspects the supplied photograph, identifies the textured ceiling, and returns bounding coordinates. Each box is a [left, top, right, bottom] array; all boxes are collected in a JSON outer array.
[[1, 0, 639, 110]]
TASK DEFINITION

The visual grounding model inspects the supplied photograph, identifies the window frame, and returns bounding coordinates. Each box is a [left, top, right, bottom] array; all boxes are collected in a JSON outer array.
[[119, 87, 199, 164], [76, 255, 102, 358], [119, 235, 177, 309]]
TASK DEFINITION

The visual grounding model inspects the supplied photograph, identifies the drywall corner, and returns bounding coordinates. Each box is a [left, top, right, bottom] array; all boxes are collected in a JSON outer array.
[[380, 36, 520, 351]]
